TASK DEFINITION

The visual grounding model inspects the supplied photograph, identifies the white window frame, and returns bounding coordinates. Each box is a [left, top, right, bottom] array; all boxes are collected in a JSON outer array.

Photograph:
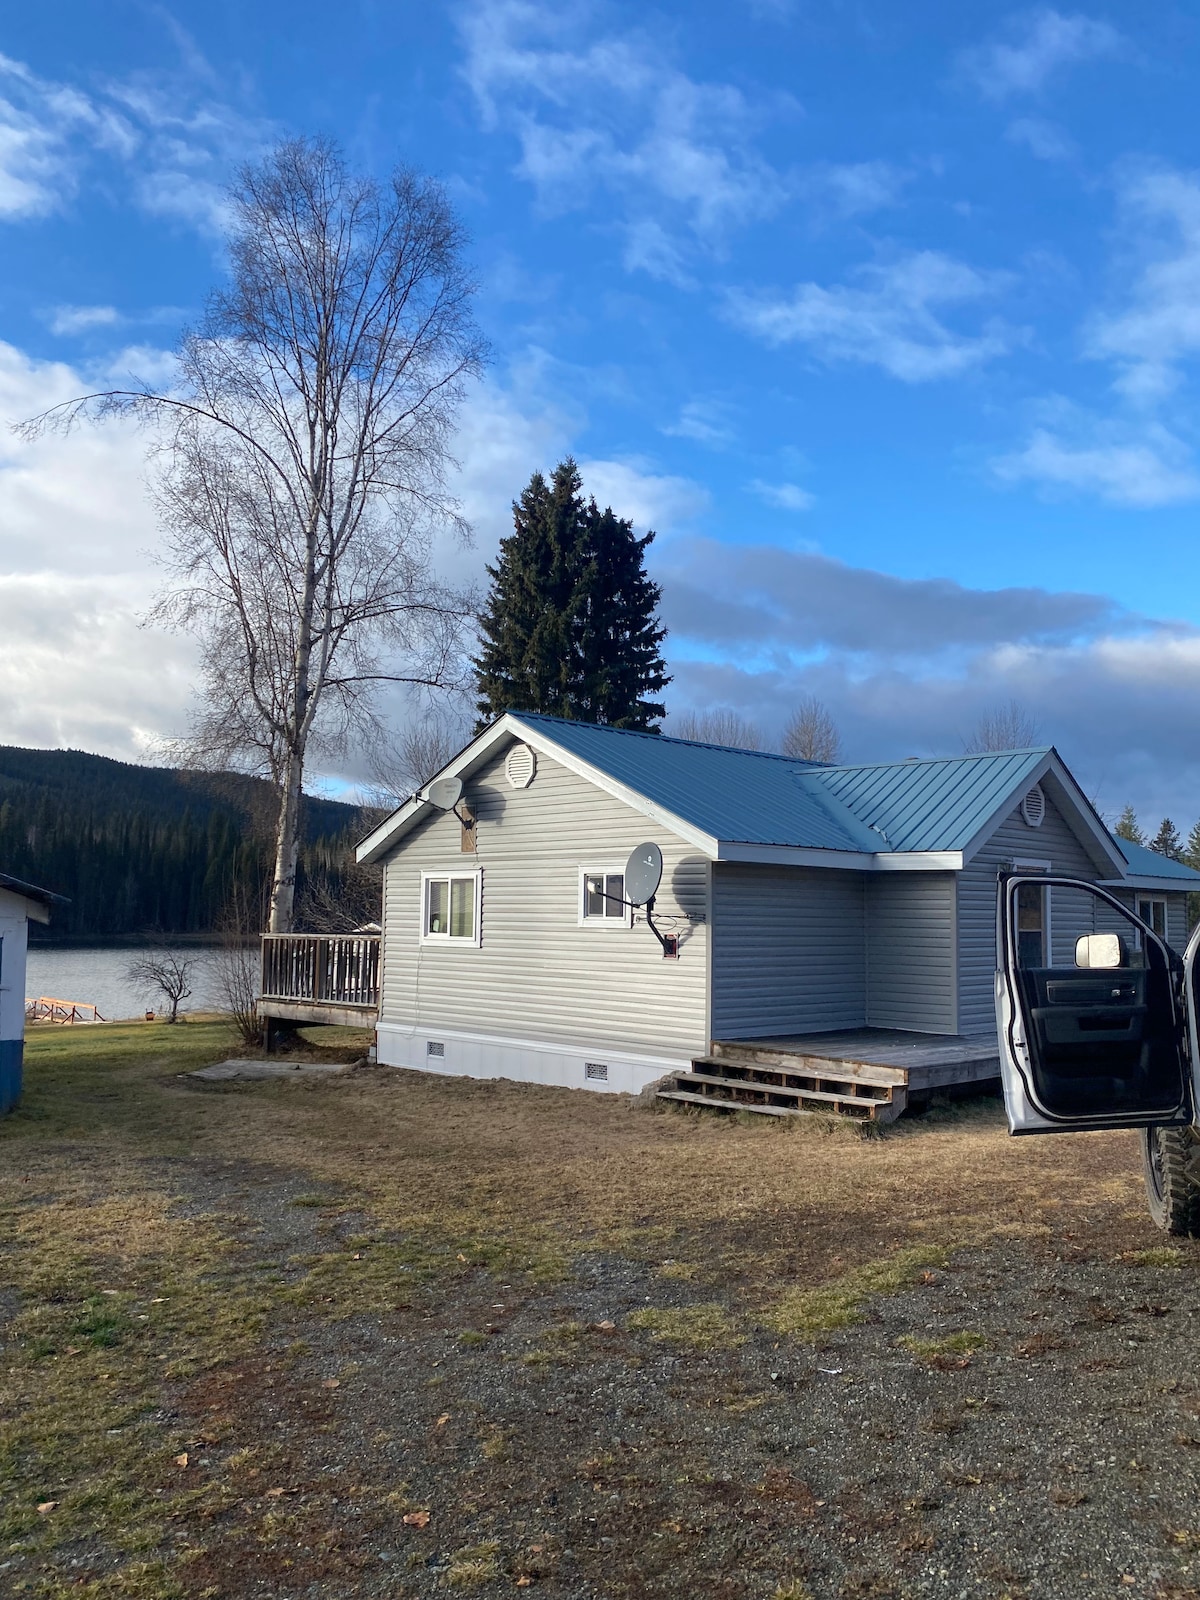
[[1136, 896, 1167, 939], [578, 866, 633, 929], [420, 869, 482, 947]]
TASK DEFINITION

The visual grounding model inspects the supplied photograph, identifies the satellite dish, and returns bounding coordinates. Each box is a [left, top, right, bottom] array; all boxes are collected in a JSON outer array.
[[426, 776, 463, 811], [624, 841, 663, 906]]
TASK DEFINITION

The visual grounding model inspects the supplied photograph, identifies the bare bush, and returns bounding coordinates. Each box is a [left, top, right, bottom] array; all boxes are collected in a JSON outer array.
[[216, 881, 268, 1048], [780, 695, 841, 763], [672, 709, 763, 750], [125, 950, 196, 1023], [964, 700, 1042, 753]]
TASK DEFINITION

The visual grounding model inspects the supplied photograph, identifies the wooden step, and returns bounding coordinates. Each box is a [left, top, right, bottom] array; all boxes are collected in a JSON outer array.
[[708, 1042, 907, 1087], [657, 1062, 908, 1124]]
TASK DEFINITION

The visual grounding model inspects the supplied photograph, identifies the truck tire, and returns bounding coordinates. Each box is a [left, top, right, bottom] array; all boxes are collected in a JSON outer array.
[[1141, 1126, 1200, 1236]]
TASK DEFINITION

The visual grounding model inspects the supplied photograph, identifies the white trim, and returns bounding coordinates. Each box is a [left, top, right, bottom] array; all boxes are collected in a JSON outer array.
[[1011, 858, 1052, 872], [1099, 876, 1197, 893], [419, 868, 483, 947], [375, 1020, 689, 1097], [715, 841, 964, 872], [578, 865, 634, 928]]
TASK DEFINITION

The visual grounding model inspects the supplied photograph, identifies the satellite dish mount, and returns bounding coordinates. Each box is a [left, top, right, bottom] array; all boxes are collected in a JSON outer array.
[[623, 842, 679, 959], [425, 775, 473, 830]]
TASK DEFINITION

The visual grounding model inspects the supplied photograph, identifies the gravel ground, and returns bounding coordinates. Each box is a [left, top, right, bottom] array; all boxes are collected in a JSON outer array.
[[133, 1155, 1200, 1600]]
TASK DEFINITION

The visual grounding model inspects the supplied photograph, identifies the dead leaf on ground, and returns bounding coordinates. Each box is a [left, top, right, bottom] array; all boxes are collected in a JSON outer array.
[[403, 1509, 431, 1528], [174, 1453, 189, 1468], [37, 1501, 58, 1514], [594, 1320, 616, 1331], [436, 1412, 450, 1427], [320, 1378, 340, 1390], [516, 1580, 532, 1589]]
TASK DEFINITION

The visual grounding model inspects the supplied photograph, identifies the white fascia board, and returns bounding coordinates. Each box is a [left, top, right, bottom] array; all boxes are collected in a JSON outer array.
[[873, 851, 964, 872], [356, 713, 718, 865], [0, 885, 49, 923], [959, 751, 1127, 878]]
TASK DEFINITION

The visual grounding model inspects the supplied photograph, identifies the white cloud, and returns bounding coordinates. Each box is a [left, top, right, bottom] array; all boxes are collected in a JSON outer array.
[[0, 49, 272, 236], [1085, 166, 1200, 402], [960, 9, 1122, 101], [662, 400, 734, 447], [727, 250, 1016, 382], [457, 0, 790, 273], [1005, 116, 1076, 161], [803, 160, 910, 217], [577, 457, 709, 531], [992, 415, 1200, 507], [47, 304, 121, 336], [748, 478, 814, 511]]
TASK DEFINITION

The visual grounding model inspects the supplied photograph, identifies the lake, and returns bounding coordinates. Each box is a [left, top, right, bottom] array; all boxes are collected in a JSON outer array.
[[25, 946, 227, 1022]]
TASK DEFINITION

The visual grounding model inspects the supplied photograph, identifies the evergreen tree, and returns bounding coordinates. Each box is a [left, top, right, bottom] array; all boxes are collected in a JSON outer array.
[[473, 458, 669, 730], [1183, 817, 1200, 872], [575, 503, 669, 729], [1149, 817, 1183, 859], [1114, 804, 1143, 844]]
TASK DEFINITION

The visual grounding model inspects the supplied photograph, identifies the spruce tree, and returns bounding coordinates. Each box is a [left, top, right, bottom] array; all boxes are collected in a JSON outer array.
[[473, 460, 587, 727], [1149, 817, 1183, 859], [1114, 804, 1143, 845], [1184, 817, 1200, 872], [575, 502, 669, 729], [473, 458, 669, 730]]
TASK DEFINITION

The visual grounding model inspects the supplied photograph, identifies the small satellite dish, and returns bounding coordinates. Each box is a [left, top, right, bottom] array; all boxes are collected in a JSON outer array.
[[625, 841, 663, 906], [426, 775, 463, 811]]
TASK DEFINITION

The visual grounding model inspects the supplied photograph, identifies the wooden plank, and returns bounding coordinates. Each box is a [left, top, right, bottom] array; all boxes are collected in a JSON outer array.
[[257, 1000, 377, 1028], [705, 1046, 907, 1087], [658, 1089, 876, 1120], [679, 1068, 895, 1106], [905, 1057, 1000, 1091]]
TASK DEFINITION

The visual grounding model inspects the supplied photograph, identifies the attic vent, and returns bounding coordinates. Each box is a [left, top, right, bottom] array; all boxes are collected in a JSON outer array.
[[505, 743, 537, 789], [1021, 784, 1046, 829], [426, 1040, 445, 1058], [584, 1061, 609, 1081]]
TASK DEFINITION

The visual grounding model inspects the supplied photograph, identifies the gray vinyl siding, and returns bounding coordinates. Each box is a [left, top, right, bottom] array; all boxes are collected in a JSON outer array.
[[956, 790, 1104, 1036], [865, 873, 957, 1033], [1108, 889, 1190, 954], [710, 863, 865, 1037], [380, 746, 708, 1059]]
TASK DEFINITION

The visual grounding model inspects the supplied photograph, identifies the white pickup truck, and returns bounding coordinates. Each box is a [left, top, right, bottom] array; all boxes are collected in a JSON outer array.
[[995, 873, 1200, 1234]]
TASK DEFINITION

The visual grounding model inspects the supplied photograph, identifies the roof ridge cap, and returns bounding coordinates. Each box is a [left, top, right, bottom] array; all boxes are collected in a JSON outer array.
[[510, 712, 824, 766]]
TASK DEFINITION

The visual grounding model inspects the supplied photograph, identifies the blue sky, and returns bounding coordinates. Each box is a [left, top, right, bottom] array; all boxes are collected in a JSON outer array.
[[1, 1, 1200, 823]]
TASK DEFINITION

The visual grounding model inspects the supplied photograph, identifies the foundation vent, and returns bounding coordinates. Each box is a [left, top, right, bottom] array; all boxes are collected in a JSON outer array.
[[426, 1040, 446, 1058], [585, 1061, 609, 1081]]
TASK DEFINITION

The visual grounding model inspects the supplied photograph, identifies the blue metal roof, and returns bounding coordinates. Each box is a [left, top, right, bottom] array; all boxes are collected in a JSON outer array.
[[811, 749, 1050, 853], [511, 714, 879, 850], [512, 715, 1056, 855], [1115, 838, 1200, 884]]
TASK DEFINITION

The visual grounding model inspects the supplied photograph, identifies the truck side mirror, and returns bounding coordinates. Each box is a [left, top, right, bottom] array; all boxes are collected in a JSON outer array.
[[1075, 932, 1126, 968]]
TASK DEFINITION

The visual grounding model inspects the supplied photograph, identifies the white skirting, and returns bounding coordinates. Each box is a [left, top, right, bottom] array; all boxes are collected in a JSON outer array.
[[375, 1020, 689, 1096]]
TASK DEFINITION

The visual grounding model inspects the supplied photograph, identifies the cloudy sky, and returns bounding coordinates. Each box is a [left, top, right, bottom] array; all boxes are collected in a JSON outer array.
[[2, 2, 1200, 825]]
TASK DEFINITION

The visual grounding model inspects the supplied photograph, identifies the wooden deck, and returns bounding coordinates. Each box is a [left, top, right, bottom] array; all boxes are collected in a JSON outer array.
[[258, 934, 380, 1036], [656, 1028, 1000, 1123]]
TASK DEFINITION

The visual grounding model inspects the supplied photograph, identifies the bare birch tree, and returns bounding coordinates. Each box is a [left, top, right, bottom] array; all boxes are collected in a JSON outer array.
[[964, 699, 1041, 753], [780, 694, 841, 763], [672, 709, 763, 750], [21, 137, 484, 931]]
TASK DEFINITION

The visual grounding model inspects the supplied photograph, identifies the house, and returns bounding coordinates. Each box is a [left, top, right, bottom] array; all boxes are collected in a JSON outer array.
[[0, 873, 65, 1116], [355, 713, 1200, 1106]]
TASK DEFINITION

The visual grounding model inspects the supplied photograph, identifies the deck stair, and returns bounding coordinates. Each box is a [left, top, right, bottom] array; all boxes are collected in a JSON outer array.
[[657, 1040, 909, 1123]]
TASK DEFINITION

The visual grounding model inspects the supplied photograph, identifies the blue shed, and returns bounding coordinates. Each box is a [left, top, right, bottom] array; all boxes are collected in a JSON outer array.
[[1, 873, 66, 1115]]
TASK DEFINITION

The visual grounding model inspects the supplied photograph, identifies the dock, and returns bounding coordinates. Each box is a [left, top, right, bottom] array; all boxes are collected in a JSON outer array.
[[656, 1029, 1001, 1123]]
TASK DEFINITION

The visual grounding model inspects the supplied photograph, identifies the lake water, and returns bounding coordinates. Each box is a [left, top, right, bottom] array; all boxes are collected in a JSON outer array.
[[25, 946, 227, 1022]]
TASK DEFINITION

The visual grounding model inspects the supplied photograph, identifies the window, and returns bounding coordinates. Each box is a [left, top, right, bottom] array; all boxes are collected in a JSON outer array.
[[1016, 880, 1046, 968], [1137, 897, 1167, 939], [580, 869, 629, 925], [421, 871, 481, 945]]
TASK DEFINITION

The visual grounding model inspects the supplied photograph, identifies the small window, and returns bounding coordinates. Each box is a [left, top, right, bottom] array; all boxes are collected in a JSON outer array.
[[581, 870, 629, 925], [1137, 897, 1167, 939], [1016, 880, 1046, 968], [421, 871, 481, 945]]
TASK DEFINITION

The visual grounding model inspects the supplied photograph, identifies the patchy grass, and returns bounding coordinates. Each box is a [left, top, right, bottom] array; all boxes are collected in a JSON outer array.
[[898, 1330, 989, 1362], [2, 1016, 1186, 1597], [628, 1302, 745, 1350], [1125, 1247, 1187, 1268], [763, 1246, 951, 1340]]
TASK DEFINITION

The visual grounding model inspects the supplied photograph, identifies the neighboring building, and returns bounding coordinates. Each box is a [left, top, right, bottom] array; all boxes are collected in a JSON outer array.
[[356, 714, 1200, 1098], [0, 873, 64, 1115]]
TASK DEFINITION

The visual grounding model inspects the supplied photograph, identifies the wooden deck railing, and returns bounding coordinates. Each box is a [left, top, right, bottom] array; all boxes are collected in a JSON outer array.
[[260, 934, 381, 1010]]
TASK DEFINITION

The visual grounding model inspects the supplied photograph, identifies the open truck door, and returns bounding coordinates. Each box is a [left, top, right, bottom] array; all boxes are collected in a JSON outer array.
[[996, 874, 1200, 1233]]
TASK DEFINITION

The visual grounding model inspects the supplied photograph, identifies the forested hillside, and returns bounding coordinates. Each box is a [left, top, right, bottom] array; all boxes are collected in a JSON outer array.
[[0, 746, 375, 941]]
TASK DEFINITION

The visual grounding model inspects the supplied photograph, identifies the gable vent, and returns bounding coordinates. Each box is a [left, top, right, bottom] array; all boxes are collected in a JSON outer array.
[[584, 1061, 609, 1081], [1021, 784, 1046, 828], [505, 743, 537, 789]]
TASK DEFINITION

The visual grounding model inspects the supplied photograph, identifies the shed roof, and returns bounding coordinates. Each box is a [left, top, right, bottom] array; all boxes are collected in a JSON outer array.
[[0, 872, 66, 909], [1112, 838, 1200, 885]]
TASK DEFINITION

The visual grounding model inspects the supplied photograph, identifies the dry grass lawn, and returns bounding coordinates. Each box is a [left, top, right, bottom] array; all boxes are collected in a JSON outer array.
[[1, 1018, 1192, 1599]]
